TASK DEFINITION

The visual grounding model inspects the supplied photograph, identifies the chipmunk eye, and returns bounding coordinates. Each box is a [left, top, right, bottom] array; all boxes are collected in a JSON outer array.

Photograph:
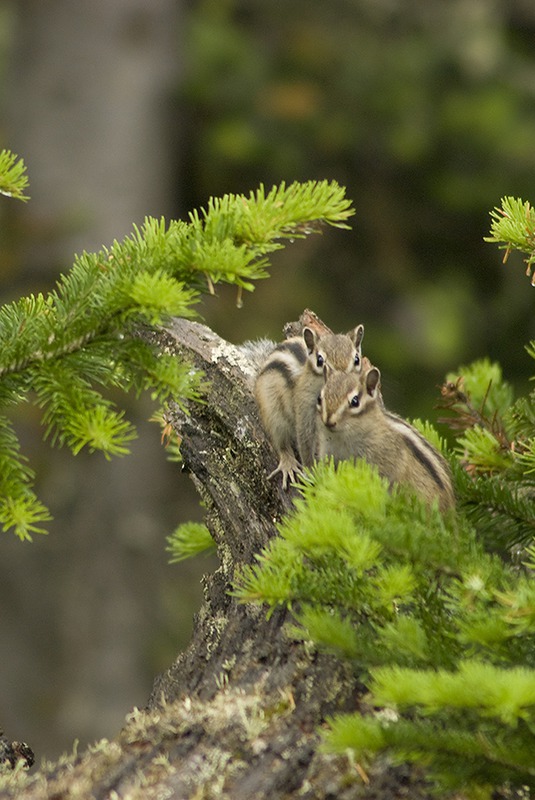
[[354, 354, 360, 367], [316, 394, 322, 408], [349, 394, 360, 408], [316, 353, 325, 368]]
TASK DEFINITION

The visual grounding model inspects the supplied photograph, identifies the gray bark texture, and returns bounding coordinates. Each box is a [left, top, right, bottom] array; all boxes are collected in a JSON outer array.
[[0, 319, 433, 799]]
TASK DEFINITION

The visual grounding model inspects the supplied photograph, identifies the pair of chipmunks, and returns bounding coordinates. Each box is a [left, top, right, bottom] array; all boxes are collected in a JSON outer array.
[[254, 311, 455, 514]]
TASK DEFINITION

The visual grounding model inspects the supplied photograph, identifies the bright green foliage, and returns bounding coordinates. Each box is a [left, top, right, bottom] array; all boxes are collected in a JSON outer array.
[[437, 354, 535, 553], [235, 457, 535, 795], [0, 149, 29, 200], [232, 198, 535, 795], [181, 181, 353, 292], [327, 660, 535, 791], [411, 418, 451, 455], [0, 157, 353, 539], [456, 426, 513, 474], [166, 522, 215, 562], [485, 196, 535, 280], [445, 358, 514, 420], [0, 418, 51, 541]]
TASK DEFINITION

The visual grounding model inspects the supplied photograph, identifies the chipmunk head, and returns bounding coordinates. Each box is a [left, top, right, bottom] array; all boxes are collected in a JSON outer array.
[[303, 324, 364, 376], [317, 364, 381, 429]]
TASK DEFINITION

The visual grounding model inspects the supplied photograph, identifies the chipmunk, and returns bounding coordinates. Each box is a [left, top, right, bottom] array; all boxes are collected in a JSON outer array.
[[294, 325, 365, 467], [315, 365, 455, 513], [254, 324, 364, 488]]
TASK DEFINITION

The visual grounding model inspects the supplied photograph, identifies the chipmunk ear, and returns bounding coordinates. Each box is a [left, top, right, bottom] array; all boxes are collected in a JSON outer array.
[[349, 324, 364, 350], [303, 326, 318, 354], [366, 367, 381, 397], [322, 363, 334, 381]]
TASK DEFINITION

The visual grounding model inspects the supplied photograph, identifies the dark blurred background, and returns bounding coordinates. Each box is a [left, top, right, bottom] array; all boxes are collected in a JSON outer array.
[[0, 0, 534, 764]]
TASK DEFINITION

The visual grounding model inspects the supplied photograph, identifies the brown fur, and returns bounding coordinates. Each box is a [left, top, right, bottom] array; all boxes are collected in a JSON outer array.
[[316, 366, 455, 513]]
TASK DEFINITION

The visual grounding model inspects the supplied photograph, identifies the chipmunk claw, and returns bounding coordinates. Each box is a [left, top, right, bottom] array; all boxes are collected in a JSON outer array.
[[268, 452, 304, 490]]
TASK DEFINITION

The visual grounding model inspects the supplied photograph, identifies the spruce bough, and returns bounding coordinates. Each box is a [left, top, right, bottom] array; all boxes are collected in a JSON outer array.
[[232, 196, 535, 798], [0, 149, 354, 540]]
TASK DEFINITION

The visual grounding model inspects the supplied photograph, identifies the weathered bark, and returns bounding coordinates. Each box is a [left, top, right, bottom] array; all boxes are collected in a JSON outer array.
[[0, 319, 432, 799]]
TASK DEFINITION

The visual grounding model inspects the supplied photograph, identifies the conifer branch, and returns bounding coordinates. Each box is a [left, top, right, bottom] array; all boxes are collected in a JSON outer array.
[[235, 456, 535, 795], [0, 176, 354, 539], [485, 196, 535, 283], [0, 149, 29, 200], [436, 358, 535, 553], [166, 522, 215, 562], [451, 465, 535, 551]]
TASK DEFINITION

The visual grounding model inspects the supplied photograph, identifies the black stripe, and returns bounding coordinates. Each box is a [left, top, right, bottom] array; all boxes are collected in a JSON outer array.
[[401, 433, 446, 491], [259, 358, 297, 389], [277, 339, 307, 365]]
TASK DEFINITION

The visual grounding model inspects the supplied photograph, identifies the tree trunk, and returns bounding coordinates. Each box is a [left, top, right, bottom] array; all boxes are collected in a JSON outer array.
[[0, 0, 191, 760], [1, 319, 433, 799]]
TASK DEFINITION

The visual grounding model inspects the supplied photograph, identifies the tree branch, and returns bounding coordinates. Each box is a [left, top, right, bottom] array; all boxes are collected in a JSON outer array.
[[2, 318, 433, 800]]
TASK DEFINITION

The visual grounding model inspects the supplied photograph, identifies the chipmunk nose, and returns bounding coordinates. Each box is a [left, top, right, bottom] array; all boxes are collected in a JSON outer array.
[[324, 418, 337, 430]]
